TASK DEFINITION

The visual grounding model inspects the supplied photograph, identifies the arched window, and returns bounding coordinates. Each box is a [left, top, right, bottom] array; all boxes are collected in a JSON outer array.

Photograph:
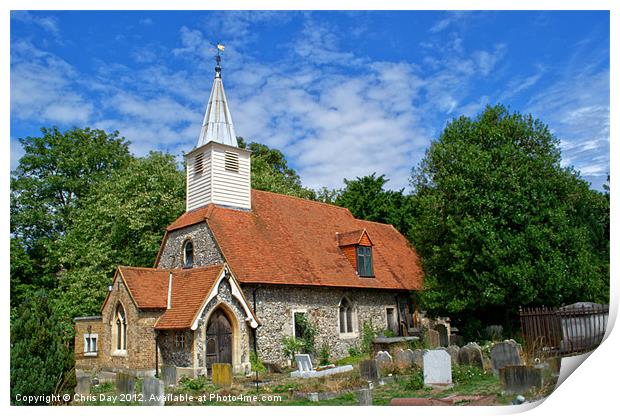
[[183, 240, 194, 268], [339, 298, 355, 334], [115, 304, 127, 351]]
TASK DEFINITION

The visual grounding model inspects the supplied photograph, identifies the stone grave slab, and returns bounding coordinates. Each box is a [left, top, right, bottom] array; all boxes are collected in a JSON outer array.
[[458, 342, 484, 369], [412, 349, 424, 368], [446, 345, 460, 366], [423, 349, 452, 386], [115, 372, 136, 395], [491, 340, 523, 375], [142, 377, 165, 406], [75, 376, 91, 396], [394, 348, 414, 368], [212, 363, 233, 388], [359, 359, 379, 381], [499, 365, 543, 394], [161, 365, 177, 387], [426, 329, 440, 348]]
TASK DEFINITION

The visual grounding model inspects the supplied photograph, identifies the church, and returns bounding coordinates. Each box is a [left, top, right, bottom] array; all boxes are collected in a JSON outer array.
[[74, 54, 424, 380]]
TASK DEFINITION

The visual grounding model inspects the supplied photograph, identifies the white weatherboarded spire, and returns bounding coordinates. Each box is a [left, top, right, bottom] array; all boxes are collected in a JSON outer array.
[[196, 56, 237, 147], [185, 49, 251, 212]]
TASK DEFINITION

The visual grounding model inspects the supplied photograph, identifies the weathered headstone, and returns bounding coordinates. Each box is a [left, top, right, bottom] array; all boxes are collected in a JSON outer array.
[[426, 329, 440, 348], [142, 377, 165, 406], [359, 359, 379, 381], [295, 354, 313, 372], [457, 342, 484, 369], [375, 351, 393, 373], [394, 348, 414, 368], [356, 388, 372, 405], [423, 349, 452, 385], [308, 392, 319, 402], [115, 372, 136, 395], [212, 363, 233, 388], [499, 365, 543, 394], [491, 340, 523, 375], [446, 345, 460, 366], [412, 349, 424, 368], [161, 365, 177, 387], [485, 325, 503, 341], [75, 376, 91, 395]]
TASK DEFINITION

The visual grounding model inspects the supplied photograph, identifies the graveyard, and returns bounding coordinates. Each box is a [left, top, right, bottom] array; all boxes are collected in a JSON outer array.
[[74, 337, 561, 406]]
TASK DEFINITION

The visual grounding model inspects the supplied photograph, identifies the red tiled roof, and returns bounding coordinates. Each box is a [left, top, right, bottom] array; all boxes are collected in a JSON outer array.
[[337, 229, 371, 247], [118, 266, 170, 309], [169, 190, 422, 290], [155, 265, 225, 329]]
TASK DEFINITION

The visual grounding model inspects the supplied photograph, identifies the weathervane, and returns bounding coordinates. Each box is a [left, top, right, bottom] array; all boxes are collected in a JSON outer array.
[[213, 41, 225, 77]]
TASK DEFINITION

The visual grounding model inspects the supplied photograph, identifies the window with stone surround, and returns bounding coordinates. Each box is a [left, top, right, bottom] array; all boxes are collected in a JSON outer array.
[[84, 333, 98, 356], [113, 304, 127, 353], [175, 331, 186, 350], [183, 239, 194, 268], [339, 297, 356, 334]]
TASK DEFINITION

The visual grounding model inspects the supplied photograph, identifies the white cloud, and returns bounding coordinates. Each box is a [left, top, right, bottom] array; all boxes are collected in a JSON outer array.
[[11, 11, 60, 36]]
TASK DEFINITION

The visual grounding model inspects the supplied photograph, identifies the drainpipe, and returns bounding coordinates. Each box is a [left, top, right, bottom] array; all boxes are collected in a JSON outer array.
[[155, 334, 159, 378], [395, 295, 402, 336], [252, 286, 260, 392]]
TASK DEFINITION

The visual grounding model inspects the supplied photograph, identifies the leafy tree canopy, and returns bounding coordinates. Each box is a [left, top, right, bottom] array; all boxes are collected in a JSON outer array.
[[334, 173, 416, 235], [52, 152, 185, 322], [237, 137, 316, 199], [410, 105, 609, 336]]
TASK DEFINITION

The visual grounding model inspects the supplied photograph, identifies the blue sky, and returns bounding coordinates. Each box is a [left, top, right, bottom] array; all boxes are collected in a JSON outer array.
[[10, 10, 610, 191]]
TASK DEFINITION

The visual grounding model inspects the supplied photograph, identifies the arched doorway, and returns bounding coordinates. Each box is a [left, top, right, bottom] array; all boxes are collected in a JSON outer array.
[[206, 308, 233, 375]]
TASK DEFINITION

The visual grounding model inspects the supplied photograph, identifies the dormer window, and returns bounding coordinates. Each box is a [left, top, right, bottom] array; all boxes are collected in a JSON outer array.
[[356, 246, 373, 276], [183, 240, 194, 268]]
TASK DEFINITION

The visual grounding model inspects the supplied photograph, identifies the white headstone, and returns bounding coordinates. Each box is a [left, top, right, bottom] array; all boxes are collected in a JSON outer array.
[[423, 349, 452, 385], [295, 354, 313, 372]]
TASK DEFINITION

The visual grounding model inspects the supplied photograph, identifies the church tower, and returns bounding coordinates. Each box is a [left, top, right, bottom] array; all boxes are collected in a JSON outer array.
[[185, 50, 251, 211]]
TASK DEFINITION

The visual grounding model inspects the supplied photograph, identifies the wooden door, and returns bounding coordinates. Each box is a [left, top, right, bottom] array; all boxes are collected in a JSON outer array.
[[205, 309, 233, 375]]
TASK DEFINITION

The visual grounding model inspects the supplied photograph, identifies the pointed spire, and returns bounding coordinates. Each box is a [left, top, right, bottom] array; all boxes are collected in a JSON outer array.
[[196, 50, 237, 148]]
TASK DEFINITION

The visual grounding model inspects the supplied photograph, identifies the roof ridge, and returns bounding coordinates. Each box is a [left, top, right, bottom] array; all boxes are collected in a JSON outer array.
[[251, 189, 352, 213], [119, 264, 226, 273]]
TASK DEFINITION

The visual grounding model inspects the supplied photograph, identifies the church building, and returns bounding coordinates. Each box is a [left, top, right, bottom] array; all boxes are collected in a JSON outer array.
[[74, 54, 424, 380]]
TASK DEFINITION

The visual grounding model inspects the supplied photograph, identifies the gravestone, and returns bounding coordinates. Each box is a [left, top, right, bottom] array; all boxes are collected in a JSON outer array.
[[75, 376, 91, 395], [375, 351, 392, 371], [308, 392, 319, 402], [426, 329, 440, 348], [423, 349, 452, 385], [115, 372, 136, 395], [161, 365, 177, 387], [446, 345, 460, 366], [359, 359, 379, 381], [491, 340, 523, 375], [356, 388, 372, 406], [295, 354, 313, 372], [394, 348, 414, 368], [499, 365, 543, 394], [486, 325, 503, 341], [412, 349, 424, 368], [142, 377, 165, 406], [457, 342, 484, 369], [212, 363, 233, 388]]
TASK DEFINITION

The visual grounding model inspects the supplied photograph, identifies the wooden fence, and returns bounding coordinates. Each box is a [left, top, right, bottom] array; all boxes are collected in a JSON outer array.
[[519, 303, 608, 357]]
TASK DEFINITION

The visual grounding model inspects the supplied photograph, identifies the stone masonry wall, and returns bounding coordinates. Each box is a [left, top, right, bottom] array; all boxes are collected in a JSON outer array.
[[156, 223, 223, 269], [75, 280, 162, 377], [244, 284, 409, 366]]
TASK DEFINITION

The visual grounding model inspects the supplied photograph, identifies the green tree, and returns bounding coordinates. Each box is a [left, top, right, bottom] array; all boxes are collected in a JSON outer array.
[[10, 292, 74, 404], [335, 173, 416, 235], [410, 105, 609, 337], [52, 152, 184, 321], [10, 127, 131, 298], [237, 137, 316, 199]]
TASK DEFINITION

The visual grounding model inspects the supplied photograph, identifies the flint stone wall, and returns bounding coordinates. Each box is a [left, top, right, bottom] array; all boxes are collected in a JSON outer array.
[[246, 284, 408, 365], [156, 223, 224, 269]]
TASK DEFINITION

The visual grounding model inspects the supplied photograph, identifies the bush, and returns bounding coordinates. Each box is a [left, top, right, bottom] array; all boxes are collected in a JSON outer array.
[[179, 375, 209, 391], [361, 320, 377, 355], [383, 329, 397, 338], [404, 368, 425, 390], [347, 345, 362, 357], [294, 313, 317, 354], [250, 351, 267, 374], [10, 292, 75, 405], [318, 343, 331, 366], [281, 336, 304, 361]]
